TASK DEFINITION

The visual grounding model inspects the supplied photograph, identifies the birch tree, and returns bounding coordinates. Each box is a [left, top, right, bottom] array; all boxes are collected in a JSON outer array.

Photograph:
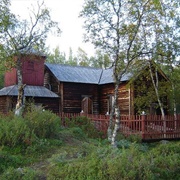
[[142, 0, 179, 118], [155, 0, 180, 117], [80, 0, 161, 147], [47, 46, 66, 64], [0, 0, 60, 116], [90, 50, 111, 68]]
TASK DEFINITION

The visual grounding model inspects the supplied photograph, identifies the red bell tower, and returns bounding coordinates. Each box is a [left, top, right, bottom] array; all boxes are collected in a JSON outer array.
[[4, 54, 46, 87]]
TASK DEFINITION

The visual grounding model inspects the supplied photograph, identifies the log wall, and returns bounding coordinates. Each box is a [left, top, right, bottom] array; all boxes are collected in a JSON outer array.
[[61, 82, 99, 114], [0, 96, 9, 114], [99, 83, 134, 115]]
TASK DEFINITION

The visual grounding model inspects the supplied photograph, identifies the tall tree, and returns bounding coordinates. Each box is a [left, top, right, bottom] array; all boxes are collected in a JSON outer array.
[[67, 47, 78, 66], [47, 46, 66, 64], [0, 0, 60, 115], [155, 0, 180, 116], [90, 50, 111, 68], [80, 0, 163, 147], [76, 47, 89, 66], [141, 0, 179, 119]]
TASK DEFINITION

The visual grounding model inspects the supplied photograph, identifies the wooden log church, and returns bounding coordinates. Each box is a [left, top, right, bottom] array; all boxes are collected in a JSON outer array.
[[0, 53, 169, 115]]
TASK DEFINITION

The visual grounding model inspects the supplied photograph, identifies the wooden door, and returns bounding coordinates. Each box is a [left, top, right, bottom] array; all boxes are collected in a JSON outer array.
[[81, 97, 93, 114]]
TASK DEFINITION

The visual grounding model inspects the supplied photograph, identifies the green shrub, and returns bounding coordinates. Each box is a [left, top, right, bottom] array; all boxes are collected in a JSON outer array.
[[0, 152, 27, 174], [65, 116, 103, 139], [47, 142, 180, 180], [145, 142, 180, 179], [117, 139, 132, 149], [24, 108, 61, 139], [0, 167, 39, 180], [150, 141, 180, 155], [0, 116, 31, 147], [125, 134, 142, 143], [0, 104, 61, 148], [25, 138, 51, 155], [25, 138, 62, 155]]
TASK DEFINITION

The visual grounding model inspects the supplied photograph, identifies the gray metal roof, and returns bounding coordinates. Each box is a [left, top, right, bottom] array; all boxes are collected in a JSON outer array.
[[46, 63, 132, 85], [46, 63, 103, 84], [99, 68, 133, 84], [99, 68, 114, 84], [0, 85, 59, 98]]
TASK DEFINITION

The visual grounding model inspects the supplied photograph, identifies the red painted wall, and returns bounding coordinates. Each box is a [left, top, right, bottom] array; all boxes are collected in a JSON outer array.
[[4, 55, 45, 86], [4, 68, 17, 87], [22, 56, 45, 86]]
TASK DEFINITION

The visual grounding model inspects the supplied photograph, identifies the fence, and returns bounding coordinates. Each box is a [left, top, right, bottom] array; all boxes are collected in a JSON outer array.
[[59, 113, 180, 141]]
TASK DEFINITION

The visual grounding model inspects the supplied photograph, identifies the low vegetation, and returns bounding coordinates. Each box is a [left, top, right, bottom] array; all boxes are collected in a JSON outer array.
[[0, 108, 180, 179]]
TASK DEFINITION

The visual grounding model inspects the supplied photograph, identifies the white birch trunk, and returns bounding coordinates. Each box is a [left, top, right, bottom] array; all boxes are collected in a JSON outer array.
[[15, 57, 26, 116], [111, 106, 120, 148], [149, 62, 166, 137], [171, 83, 177, 130], [107, 77, 120, 147]]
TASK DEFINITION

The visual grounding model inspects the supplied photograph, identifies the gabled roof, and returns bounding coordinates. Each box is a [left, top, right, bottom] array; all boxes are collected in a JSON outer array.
[[99, 68, 132, 85], [45, 63, 132, 85], [45, 63, 102, 84], [0, 85, 59, 98]]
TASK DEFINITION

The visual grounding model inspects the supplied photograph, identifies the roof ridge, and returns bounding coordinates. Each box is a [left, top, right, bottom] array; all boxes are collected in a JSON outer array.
[[98, 69, 104, 84], [45, 63, 102, 70]]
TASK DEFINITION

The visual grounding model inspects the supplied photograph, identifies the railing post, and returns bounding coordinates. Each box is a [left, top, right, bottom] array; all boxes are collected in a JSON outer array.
[[141, 112, 146, 139]]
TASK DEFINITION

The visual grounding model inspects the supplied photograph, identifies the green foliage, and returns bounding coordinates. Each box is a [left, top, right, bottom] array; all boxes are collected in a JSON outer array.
[[116, 133, 142, 144], [0, 106, 61, 147], [133, 66, 170, 114], [0, 152, 27, 174], [46, 46, 66, 64], [24, 107, 60, 139], [125, 134, 142, 143], [0, 102, 180, 179], [0, 106, 63, 176], [1, 118, 180, 180], [0, 167, 39, 180], [144, 142, 180, 179], [0, 0, 60, 58], [90, 50, 111, 68], [0, 116, 31, 147], [25, 138, 53, 155], [65, 116, 103, 139], [116, 139, 133, 149], [150, 141, 180, 155], [47, 142, 180, 180], [163, 66, 180, 114], [46, 44, 113, 68]]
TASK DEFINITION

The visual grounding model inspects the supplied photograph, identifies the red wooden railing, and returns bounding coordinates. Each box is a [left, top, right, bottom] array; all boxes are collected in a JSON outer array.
[[59, 113, 180, 140]]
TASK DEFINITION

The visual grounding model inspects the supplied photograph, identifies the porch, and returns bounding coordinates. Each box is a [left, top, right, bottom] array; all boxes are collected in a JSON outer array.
[[59, 113, 180, 141]]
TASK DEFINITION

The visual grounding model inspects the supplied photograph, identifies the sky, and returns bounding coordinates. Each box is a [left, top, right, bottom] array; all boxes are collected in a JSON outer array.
[[10, 0, 95, 57]]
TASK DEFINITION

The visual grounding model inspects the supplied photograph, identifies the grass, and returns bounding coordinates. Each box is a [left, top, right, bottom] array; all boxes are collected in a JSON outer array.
[[1, 128, 180, 179], [0, 109, 180, 179]]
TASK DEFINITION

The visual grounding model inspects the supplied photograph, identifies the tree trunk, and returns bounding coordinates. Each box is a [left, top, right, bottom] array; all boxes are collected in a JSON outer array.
[[15, 84, 26, 116], [107, 75, 120, 147], [149, 62, 166, 137], [171, 83, 177, 130], [15, 57, 26, 116], [111, 103, 120, 148], [107, 104, 115, 141], [169, 65, 177, 120]]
